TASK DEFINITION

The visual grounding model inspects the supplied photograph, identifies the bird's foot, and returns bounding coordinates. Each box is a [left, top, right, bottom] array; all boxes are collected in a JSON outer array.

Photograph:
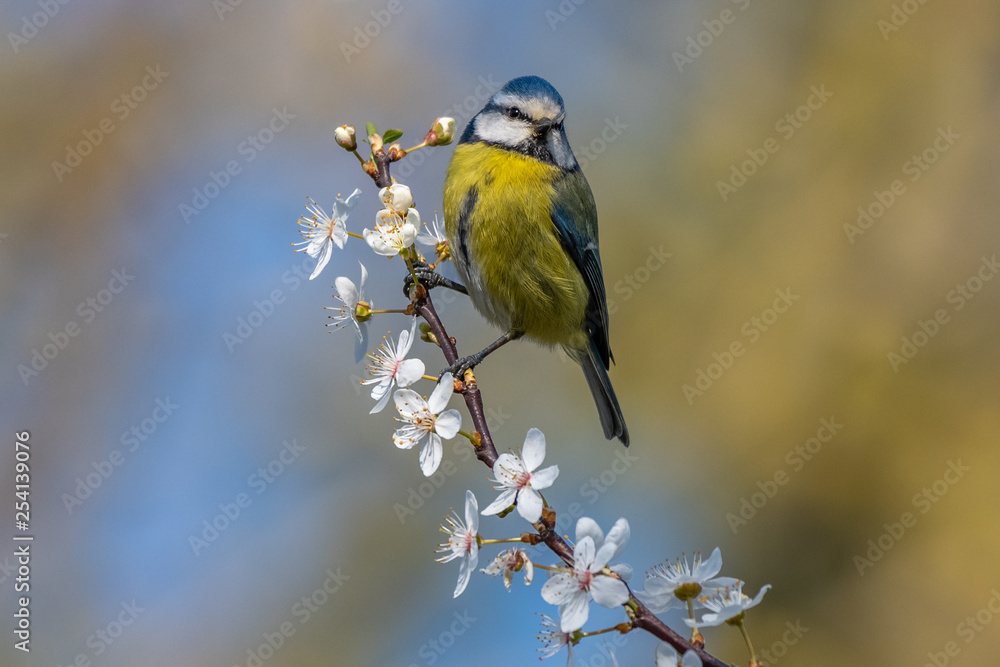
[[403, 262, 467, 298], [441, 351, 486, 379]]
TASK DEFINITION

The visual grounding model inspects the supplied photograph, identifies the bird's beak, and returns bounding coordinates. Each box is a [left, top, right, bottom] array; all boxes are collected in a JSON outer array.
[[533, 118, 555, 136]]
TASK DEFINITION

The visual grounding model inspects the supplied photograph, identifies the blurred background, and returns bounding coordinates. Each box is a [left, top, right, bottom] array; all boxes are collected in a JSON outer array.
[[2, 0, 999, 665]]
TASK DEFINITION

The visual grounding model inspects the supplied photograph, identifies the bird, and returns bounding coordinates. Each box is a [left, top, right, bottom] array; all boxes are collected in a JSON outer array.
[[442, 75, 629, 446]]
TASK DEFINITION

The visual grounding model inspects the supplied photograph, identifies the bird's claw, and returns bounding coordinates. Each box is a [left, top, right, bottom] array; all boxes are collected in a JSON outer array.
[[441, 353, 483, 379], [403, 263, 467, 298]]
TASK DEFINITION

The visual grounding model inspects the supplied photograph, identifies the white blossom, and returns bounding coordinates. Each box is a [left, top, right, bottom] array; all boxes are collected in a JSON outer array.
[[294, 189, 360, 279], [392, 373, 461, 476], [482, 428, 559, 523], [436, 490, 479, 598], [684, 583, 771, 628], [363, 318, 425, 413], [540, 517, 632, 632]]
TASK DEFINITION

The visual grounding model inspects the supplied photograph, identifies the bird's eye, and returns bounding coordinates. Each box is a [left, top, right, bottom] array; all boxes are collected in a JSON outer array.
[[506, 107, 522, 120]]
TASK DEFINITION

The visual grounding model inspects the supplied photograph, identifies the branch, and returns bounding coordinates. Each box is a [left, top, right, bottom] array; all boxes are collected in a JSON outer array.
[[413, 286, 729, 666], [413, 289, 498, 469], [368, 140, 729, 666]]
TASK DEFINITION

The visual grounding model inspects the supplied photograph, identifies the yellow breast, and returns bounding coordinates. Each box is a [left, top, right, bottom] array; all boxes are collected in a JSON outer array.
[[443, 143, 589, 347]]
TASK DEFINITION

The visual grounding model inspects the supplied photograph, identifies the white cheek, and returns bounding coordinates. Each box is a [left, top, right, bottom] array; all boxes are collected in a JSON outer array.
[[475, 114, 532, 146]]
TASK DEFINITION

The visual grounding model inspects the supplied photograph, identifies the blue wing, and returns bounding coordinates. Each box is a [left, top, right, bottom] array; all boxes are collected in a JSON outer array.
[[551, 171, 612, 368]]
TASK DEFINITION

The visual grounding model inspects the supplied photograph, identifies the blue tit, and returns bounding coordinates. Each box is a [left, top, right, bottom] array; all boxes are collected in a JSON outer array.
[[442, 75, 628, 446]]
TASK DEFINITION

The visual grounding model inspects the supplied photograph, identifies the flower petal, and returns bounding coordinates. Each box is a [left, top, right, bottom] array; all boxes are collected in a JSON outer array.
[[516, 488, 543, 522], [481, 489, 517, 516], [592, 541, 616, 572], [394, 388, 424, 415], [419, 434, 443, 476], [576, 517, 604, 549], [427, 372, 455, 413], [638, 581, 680, 614], [334, 277, 358, 308], [604, 518, 631, 558], [453, 548, 478, 598], [330, 221, 347, 249], [392, 426, 418, 450], [464, 489, 479, 528], [529, 464, 559, 490], [369, 383, 392, 414], [589, 575, 630, 608], [655, 642, 679, 667], [541, 573, 579, 606], [435, 409, 462, 439], [354, 322, 368, 362], [521, 427, 546, 471], [405, 205, 422, 225], [575, 536, 596, 571], [681, 650, 704, 667], [492, 452, 525, 485], [336, 188, 362, 215], [358, 261, 368, 290], [693, 548, 723, 580], [397, 318, 417, 356], [395, 358, 425, 388], [309, 240, 333, 280], [558, 591, 590, 633]]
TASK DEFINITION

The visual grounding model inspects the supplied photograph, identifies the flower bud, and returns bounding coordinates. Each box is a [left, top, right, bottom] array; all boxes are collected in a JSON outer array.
[[425, 117, 456, 147], [334, 125, 357, 151], [419, 323, 439, 347], [387, 143, 406, 161], [379, 183, 413, 213]]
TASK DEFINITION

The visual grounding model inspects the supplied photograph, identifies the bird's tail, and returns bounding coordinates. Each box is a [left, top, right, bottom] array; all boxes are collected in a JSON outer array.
[[576, 338, 629, 446]]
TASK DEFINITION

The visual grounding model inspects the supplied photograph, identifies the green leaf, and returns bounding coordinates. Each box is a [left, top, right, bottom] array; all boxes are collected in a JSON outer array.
[[366, 121, 378, 138], [382, 129, 403, 144]]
